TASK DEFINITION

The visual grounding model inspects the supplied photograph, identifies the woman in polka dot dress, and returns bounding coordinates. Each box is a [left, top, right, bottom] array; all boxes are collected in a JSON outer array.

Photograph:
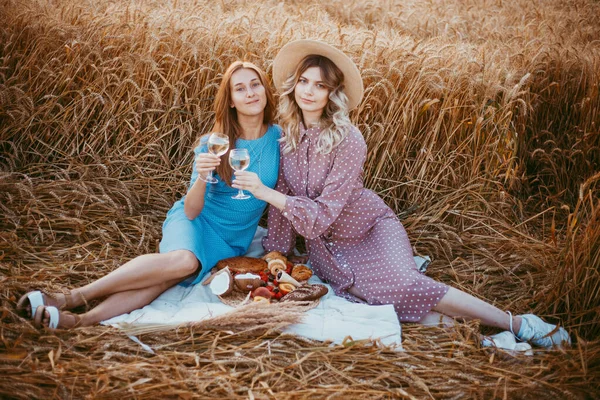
[[233, 40, 570, 350]]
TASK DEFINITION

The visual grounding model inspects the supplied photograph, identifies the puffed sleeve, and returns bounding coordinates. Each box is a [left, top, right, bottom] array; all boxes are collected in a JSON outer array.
[[262, 164, 297, 254], [280, 128, 366, 240]]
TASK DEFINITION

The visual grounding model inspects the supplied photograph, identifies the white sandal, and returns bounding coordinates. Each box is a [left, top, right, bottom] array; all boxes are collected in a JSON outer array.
[[16, 291, 45, 318], [18, 290, 86, 319], [33, 305, 81, 330]]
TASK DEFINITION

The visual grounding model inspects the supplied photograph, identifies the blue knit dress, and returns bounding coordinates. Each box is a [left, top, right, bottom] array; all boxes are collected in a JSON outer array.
[[159, 124, 281, 284]]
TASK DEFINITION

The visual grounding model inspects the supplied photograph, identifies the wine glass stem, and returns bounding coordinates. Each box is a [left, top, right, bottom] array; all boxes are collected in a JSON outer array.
[[207, 171, 213, 180], [238, 189, 245, 197]]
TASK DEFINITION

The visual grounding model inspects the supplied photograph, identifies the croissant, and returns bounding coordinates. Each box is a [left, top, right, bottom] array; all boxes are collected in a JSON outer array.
[[291, 264, 313, 281], [215, 256, 267, 274]]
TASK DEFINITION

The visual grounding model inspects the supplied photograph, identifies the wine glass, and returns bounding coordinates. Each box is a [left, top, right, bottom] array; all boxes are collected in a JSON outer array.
[[229, 148, 251, 200], [204, 132, 229, 183]]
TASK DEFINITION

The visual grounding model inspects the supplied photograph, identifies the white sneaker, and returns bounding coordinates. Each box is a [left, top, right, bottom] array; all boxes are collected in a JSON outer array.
[[482, 331, 517, 349], [516, 314, 571, 349], [482, 331, 533, 355], [513, 342, 534, 356]]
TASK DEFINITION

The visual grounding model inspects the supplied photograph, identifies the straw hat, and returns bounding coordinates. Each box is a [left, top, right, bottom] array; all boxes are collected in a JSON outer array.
[[272, 39, 364, 110]]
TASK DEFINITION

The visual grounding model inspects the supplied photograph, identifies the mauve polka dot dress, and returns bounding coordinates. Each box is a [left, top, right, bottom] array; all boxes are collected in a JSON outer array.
[[262, 124, 449, 322]]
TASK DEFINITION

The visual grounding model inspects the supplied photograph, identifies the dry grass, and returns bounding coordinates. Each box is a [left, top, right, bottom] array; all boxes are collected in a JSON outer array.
[[1, 0, 599, 398]]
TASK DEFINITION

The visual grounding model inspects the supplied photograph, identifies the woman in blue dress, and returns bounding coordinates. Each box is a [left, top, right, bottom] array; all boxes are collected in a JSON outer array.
[[18, 61, 281, 329]]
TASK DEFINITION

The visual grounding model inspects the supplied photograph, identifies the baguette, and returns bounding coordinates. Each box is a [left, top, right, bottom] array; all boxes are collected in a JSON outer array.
[[280, 284, 328, 302]]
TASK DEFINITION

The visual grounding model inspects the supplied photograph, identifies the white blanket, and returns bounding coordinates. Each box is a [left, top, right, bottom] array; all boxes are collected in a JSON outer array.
[[102, 227, 428, 351]]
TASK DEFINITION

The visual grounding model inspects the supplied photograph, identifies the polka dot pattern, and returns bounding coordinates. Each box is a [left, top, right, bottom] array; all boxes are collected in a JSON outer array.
[[263, 125, 449, 322]]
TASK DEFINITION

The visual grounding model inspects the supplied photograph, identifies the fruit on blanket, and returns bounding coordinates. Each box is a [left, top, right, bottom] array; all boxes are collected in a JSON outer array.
[[291, 264, 312, 281], [276, 271, 301, 287], [270, 286, 284, 300], [280, 284, 328, 302], [251, 287, 272, 299], [264, 285, 283, 300], [234, 273, 263, 292], [253, 296, 271, 303], [278, 283, 296, 295], [215, 256, 267, 274], [209, 267, 234, 296]]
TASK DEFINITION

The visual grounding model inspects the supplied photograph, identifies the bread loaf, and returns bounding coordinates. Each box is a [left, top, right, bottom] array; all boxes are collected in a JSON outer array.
[[215, 256, 267, 274], [280, 284, 328, 302]]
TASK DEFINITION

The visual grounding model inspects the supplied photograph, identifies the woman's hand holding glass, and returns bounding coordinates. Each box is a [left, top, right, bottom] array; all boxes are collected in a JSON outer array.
[[232, 168, 267, 200], [229, 149, 252, 199], [198, 132, 229, 183], [195, 152, 221, 183]]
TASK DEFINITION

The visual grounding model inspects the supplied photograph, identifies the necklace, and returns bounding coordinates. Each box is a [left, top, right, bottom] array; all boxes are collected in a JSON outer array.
[[242, 127, 270, 177]]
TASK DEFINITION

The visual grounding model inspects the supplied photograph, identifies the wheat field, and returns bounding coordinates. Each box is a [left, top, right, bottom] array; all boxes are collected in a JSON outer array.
[[1, 0, 599, 398]]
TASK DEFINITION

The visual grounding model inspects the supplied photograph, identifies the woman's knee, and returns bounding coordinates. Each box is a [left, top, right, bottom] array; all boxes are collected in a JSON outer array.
[[170, 250, 199, 276]]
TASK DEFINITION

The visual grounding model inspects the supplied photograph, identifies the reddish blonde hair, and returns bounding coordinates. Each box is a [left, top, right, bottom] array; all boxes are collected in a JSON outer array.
[[207, 61, 276, 185]]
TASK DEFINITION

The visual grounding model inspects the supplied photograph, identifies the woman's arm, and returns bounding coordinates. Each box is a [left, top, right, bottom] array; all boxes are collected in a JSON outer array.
[[253, 186, 287, 210], [183, 178, 207, 220], [277, 132, 366, 239], [234, 127, 367, 240], [232, 163, 297, 254], [231, 162, 287, 210], [183, 152, 221, 220]]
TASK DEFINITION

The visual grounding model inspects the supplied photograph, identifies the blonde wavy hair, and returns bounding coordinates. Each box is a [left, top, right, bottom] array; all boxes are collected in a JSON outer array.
[[278, 55, 353, 154]]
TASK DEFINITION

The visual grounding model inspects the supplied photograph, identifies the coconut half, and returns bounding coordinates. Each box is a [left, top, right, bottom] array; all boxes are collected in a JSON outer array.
[[201, 268, 219, 286], [209, 267, 234, 296], [234, 273, 263, 292]]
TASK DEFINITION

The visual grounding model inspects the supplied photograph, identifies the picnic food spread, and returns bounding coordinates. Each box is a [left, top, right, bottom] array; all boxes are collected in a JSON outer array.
[[214, 256, 267, 274], [204, 252, 327, 304]]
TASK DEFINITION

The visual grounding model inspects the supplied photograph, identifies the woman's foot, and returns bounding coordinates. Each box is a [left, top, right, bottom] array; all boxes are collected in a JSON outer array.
[[33, 305, 83, 330], [514, 314, 571, 348], [481, 331, 533, 355], [17, 290, 85, 318]]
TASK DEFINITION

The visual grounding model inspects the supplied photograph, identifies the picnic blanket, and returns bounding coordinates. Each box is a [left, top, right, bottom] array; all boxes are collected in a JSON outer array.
[[103, 227, 431, 350]]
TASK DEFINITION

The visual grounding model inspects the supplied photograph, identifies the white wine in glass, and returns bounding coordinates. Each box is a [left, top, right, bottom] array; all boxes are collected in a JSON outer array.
[[229, 148, 251, 200], [204, 132, 229, 183]]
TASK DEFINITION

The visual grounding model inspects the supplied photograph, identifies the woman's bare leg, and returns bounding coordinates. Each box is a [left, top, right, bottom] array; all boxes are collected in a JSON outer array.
[[417, 311, 456, 328], [430, 287, 522, 332], [65, 250, 198, 307], [40, 277, 183, 327]]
